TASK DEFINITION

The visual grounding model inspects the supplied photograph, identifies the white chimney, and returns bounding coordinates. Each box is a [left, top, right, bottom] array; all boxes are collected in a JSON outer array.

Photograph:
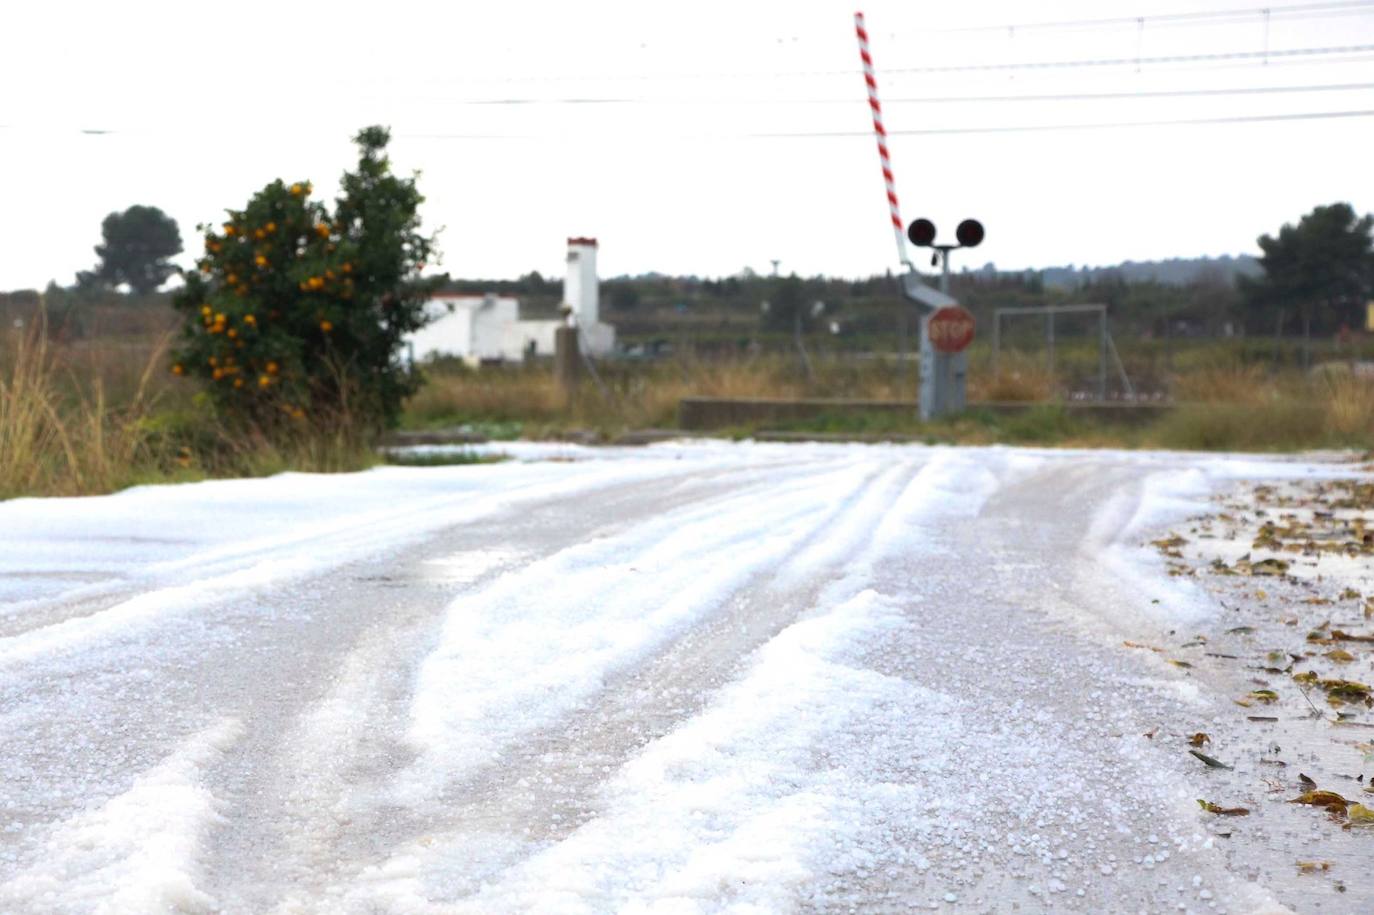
[[564, 237, 599, 326]]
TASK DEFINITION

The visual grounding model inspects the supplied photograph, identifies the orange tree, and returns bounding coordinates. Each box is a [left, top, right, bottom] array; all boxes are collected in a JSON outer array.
[[171, 126, 437, 434]]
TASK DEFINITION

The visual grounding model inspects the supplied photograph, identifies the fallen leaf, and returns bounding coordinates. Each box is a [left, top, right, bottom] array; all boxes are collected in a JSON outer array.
[[1124, 640, 1164, 652], [1169, 659, 1194, 669], [1190, 750, 1233, 770], [1348, 803, 1374, 826], [1198, 799, 1249, 816], [1297, 860, 1332, 874], [1325, 649, 1357, 663], [1249, 689, 1280, 704], [1251, 558, 1290, 576], [1321, 679, 1372, 700], [1290, 790, 1350, 814]]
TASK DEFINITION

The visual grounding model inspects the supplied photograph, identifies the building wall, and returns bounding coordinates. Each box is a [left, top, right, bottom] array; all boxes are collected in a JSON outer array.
[[407, 238, 612, 364], [565, 240, 599, 326], [407, 299, 474, 361], [470, 297, 520, 359], [406, 295, 519, 362], [505, 318, 557, 357]]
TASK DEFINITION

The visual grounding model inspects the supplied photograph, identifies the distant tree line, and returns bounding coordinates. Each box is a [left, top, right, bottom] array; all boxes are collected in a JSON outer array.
[[19, 201, 1374, 347]]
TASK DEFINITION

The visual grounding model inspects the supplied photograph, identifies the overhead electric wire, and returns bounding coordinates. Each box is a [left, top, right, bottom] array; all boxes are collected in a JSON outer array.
[[404, 107, 1374, 138], [886, 81, 1374, 103], [919, 1, 1374, 34], [380, 107, 1374, 139], [4, 105, 1371, 142], [885, 43, 1374, 73], [391, 81, 1374, 107], [754, 107, 1374, 137]]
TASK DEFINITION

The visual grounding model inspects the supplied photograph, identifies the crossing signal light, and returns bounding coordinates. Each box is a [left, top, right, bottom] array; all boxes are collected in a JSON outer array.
[[956, 219, 985, 248], [907, 217, 984, 249], [907, 218, 936, 247]]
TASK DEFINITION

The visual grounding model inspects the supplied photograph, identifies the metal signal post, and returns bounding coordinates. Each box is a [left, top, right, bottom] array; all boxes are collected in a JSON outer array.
[[855, 12, 982, 420], [903, 218, 983, 419]]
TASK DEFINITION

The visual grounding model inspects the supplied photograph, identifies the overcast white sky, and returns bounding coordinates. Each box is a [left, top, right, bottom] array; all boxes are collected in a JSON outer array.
[[2, 0, 1372, 290]]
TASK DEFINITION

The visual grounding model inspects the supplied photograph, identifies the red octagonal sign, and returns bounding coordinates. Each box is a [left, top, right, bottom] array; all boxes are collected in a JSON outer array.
[[927, 306, 976, 354]]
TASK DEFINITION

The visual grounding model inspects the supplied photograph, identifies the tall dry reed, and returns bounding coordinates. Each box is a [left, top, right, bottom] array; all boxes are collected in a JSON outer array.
[[0, 320, 169, 497]]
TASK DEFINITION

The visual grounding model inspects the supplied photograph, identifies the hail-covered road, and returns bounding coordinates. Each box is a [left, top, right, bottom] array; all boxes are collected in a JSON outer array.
[[0, 442, 1351, 913]]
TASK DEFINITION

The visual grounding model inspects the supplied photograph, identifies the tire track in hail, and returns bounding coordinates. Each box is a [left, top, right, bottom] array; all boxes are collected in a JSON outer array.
[[297, 454, 934, 913]]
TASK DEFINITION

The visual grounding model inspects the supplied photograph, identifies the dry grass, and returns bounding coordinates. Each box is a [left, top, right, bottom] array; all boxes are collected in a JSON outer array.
[[407, 353, 1374, 452], [1170, 364, 1273, 406], [968, 351, 1055, 402], [0, 320, 172, 498], [7, 322, 1373, 501], [1315, 370, 1374, 440], [1, 319, 380, 499], [406, 354, 917, 433], [1152, 364, 1374, 451]]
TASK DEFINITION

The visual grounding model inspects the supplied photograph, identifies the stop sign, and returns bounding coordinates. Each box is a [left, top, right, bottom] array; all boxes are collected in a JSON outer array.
[[927, 306, 975, 354]]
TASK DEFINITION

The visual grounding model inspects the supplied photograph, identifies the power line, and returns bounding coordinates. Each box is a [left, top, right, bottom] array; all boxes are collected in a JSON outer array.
[[887, 81, 1374, 103], [2, 106, 1371, 141], [919, 1, 1374, 34], [886, 43, 1374, 73], [349, 39, 1374, 87], [393, 107, 1374, 138], [755, 107, 1374, 137], [391, 82, 1374, 107]]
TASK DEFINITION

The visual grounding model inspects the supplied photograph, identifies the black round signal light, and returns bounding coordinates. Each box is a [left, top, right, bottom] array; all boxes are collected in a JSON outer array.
[[907, 218, 936, 247], [955, 219, 984, 248]]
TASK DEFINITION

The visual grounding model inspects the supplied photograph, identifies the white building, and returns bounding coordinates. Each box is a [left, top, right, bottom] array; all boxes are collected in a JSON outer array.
[[405, 237, 616, 365]]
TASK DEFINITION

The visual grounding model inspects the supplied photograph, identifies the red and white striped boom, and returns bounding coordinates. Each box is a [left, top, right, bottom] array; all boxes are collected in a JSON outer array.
[[854, 11, 911, 267]]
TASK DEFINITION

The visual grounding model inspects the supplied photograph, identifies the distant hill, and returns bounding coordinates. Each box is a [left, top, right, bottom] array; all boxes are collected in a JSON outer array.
[[1034, 254, 1261, 289]]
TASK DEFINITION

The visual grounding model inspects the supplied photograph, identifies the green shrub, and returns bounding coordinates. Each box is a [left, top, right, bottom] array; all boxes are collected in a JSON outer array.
[[171, 127, 436, 437]]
